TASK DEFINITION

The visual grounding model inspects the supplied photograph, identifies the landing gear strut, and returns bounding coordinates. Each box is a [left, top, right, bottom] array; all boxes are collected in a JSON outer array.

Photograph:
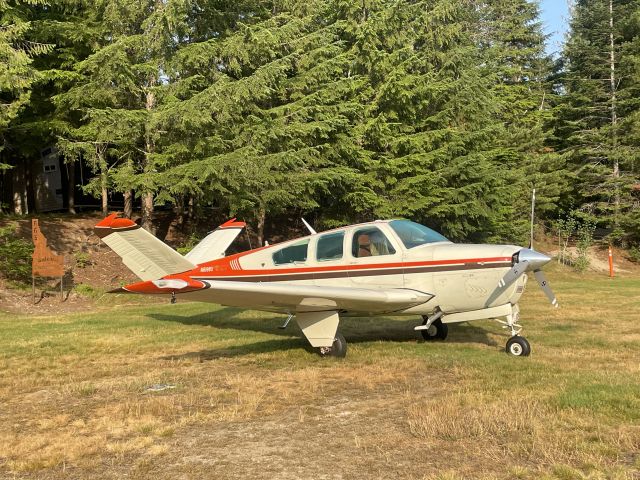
[[318, 332, 347, 358]]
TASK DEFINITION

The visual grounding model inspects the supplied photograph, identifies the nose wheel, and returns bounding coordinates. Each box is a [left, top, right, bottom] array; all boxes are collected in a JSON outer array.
[[506, 335, 531, 356]]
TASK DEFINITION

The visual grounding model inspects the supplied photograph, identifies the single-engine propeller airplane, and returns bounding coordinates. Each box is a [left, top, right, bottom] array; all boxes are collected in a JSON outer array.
[[95, 215, 558, 358]]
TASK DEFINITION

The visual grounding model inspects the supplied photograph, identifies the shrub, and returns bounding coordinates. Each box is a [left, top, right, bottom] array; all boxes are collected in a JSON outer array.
[[75, 283, 100, 297], [629, 247, 640, 264], [0, 222, 33, 285], [75, 251, 92, 268], [574, 219, 595, 272]]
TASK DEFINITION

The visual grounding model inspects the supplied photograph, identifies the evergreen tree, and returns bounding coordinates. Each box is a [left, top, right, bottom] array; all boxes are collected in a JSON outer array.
[[2, 0, 635, 251], [557, 0, 640, 245], [155, 0, 559, 243], [155, 0, 368, 242], [55, 0, 192, 229], [340, 0, 526, 241], [0, 0, 52, 174], [482, 0, 569, 237]]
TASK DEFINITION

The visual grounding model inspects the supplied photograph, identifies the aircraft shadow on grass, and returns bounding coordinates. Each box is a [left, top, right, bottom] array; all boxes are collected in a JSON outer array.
[[150, 308, 498, 361]]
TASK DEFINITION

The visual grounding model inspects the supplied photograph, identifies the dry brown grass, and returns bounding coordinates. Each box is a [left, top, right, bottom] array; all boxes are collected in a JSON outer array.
[[0, 353, 431, 475], [407, 391, 640, 472]]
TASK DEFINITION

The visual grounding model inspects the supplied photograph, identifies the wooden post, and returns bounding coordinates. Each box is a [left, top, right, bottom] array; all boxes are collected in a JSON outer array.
[[608, 245, 614, 278]]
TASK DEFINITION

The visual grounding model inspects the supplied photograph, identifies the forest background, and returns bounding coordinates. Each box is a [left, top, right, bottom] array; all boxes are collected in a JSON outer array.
[[1, 0, 639, 250]]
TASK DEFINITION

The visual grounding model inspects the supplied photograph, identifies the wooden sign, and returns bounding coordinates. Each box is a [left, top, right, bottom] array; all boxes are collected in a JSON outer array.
[[32, 219, 64, 277]]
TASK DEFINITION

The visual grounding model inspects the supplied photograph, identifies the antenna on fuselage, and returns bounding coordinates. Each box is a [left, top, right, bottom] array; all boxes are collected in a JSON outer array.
[[529, 188, 536, 249], [301, 218, 317, 235]]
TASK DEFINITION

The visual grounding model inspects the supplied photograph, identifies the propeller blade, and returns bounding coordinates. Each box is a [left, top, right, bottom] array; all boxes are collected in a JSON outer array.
[[533, 269, 559, 308], [497, 260, 529, 289]]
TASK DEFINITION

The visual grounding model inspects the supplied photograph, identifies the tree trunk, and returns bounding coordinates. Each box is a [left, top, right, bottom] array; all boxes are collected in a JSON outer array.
[[256, 207, 266, 247], [124, 190, 133, 218], [142, 192, 154, 232], [100, 168, 108, 216], [609, 0, 620, 220], [187, 196, 194, 222], [96, 146, 108, 216], [67, 161, 76, 214], [174, 195, 185, 226], [142, 87, 156, 233], [12, 162, 27, 215]]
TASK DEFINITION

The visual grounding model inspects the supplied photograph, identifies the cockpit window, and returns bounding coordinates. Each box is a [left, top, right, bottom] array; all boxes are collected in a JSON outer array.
[[352, 227, 396, 258], [389, 220, 449, 248]]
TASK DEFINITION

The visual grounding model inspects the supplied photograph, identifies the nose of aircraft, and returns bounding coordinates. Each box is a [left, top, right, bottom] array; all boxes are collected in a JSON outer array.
[[515, 248, 552, 271]]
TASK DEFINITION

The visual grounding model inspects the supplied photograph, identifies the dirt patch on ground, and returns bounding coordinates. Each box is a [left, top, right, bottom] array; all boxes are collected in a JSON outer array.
[[548, 245, 635, 274], [1, 214, 142, 315], [0, 211, 317, 315]]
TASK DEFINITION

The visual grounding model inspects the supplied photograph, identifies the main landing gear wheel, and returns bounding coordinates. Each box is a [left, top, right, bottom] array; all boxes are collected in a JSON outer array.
[[318, 332, 347, 358], [421, 318, 448, 341], [506, 336, 531, 357]]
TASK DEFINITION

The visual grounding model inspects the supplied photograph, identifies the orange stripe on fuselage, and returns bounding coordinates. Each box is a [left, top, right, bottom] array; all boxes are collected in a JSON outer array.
[[162, 255, 513, 282]]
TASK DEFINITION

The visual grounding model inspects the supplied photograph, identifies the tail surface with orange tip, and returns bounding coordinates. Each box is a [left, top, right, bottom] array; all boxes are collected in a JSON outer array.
[[184, 218, 246, 264], [94, 214, 196, 281]]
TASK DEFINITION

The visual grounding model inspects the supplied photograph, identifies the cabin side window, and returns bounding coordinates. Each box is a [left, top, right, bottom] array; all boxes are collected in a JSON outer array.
[[272, 240, 310, 265], [316, 232, 344, 261], [351, 227, 396, 258]]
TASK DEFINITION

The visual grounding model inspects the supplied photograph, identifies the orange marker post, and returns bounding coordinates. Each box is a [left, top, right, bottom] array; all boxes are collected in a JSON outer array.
[[608, 245, 614, 278]]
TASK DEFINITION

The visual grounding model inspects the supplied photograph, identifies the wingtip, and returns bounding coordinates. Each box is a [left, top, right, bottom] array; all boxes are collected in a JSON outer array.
[[94, 213, 119, 228], [94, 214, 139, 238], [95, 213, 137, 229], [219, 218, 246, 229]]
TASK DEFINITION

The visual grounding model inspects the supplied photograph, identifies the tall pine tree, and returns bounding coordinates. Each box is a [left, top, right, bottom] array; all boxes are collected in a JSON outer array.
[[483, 0, 568, 240], [558, 0, 640, 245]]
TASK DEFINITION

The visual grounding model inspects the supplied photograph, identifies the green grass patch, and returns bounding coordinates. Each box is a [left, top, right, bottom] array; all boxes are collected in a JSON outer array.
[[556, 382, 640, 421]]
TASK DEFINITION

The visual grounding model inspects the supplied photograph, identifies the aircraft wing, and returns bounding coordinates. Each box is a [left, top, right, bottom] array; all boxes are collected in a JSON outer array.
[[119, 278, 433, 313], [196, 281, 435, 313]]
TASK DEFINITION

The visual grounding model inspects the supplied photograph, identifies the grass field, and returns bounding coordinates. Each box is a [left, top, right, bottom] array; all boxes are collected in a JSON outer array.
[[1, 267, 639, 479]]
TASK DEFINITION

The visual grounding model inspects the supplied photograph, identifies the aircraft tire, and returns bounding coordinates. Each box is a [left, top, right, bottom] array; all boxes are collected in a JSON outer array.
[[319, 332, 347, 358], [421, 318, 448, 341], [506, 336, 531, 357]]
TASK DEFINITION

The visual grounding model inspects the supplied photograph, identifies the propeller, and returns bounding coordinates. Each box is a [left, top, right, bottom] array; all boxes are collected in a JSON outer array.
[[496, 248, 558, 308], [498, 260, 529, 289], [533, 269, 558, 307]]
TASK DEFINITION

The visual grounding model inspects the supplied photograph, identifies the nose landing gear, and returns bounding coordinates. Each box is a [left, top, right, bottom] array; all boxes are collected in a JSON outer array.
[[496, 304, 531, 357]]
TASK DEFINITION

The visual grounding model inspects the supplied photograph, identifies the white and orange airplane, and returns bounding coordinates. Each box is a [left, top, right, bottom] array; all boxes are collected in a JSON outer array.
[[95, 214, 557, 358]]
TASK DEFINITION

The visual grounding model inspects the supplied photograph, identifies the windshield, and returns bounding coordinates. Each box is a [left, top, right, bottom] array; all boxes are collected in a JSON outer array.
[[389, 220, 449, 248]]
